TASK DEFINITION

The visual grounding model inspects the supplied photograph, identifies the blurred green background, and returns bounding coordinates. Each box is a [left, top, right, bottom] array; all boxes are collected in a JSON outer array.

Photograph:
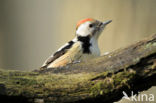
[[0, 0, 156, 102]]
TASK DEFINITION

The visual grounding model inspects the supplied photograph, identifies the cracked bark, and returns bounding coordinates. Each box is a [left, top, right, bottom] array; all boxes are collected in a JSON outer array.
[[0, 34, 156, 103]]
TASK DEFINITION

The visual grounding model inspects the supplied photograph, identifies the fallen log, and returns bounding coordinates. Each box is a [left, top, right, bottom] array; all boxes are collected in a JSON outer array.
[[0, 34, 156, 103]]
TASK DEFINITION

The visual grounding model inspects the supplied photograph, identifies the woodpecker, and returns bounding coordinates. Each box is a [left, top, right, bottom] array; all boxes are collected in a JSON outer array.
[[41, 18, 112, 69]]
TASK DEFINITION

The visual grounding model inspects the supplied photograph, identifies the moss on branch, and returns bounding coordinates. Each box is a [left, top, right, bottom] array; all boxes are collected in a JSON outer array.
[[0, 34, 156, 103]]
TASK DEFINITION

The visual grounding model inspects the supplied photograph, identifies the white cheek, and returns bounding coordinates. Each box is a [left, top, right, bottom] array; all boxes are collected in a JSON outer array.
[[76, 22, 91, 37]]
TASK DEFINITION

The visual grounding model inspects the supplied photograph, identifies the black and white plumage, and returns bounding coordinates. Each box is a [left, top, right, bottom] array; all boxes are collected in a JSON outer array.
[[41, 18, 112, 69]]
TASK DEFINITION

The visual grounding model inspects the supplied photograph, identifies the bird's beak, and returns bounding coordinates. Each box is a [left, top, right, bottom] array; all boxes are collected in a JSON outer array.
[[102, 20, 112, 25]]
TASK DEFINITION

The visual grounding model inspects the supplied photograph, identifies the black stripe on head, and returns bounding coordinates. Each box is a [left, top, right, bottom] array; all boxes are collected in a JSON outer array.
[[78, 35, 91, 54]]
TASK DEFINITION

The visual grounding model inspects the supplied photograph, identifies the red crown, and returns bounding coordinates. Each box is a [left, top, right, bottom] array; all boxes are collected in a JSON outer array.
[[76, 18, 94, 29]]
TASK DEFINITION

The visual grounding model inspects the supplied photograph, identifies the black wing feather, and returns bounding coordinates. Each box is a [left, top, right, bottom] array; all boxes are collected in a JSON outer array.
[[41, 41, 74, 68]]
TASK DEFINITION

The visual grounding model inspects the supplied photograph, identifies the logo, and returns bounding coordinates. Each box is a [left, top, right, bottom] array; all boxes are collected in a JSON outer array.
[[122, 91, 154, 102]]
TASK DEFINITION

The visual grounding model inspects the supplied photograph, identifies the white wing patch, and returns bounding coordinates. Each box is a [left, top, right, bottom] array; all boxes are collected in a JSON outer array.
[[41, 39, 75, 68]]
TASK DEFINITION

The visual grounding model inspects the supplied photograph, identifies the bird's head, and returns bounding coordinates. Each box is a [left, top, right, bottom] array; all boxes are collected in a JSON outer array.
[[76, 18, 112, 39]]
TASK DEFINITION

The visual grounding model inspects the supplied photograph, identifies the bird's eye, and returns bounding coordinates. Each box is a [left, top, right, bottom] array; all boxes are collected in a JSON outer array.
[[89, 24, 93, 28]]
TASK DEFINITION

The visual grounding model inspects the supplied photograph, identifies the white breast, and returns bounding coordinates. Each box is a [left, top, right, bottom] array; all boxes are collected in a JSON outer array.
[[89, 38, 100, 56]]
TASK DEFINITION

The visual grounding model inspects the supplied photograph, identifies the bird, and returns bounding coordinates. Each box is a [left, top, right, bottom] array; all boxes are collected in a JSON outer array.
[[40, 18, 112, 69]]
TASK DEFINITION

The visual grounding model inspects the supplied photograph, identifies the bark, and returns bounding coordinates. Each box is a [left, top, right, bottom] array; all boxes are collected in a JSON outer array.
[[0, 34, 156, 103]]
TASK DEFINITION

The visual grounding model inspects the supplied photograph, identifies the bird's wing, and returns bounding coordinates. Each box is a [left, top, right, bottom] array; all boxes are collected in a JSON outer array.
[[41, 41, 75, 68], [42, 50, 66, 68]]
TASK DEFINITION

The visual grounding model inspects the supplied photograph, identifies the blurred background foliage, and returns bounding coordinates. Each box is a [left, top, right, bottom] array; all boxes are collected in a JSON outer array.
[[0, 0, 156, 102]]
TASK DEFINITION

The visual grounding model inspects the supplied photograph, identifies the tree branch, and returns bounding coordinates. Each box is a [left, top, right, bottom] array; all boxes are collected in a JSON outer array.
[[0, 34, 156, 103]]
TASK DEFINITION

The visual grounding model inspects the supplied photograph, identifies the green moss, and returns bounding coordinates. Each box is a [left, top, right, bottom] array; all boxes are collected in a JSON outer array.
[[113, 70, 135, 86], [90, 77, 114, 97], [0, 69, 95, 98], [90, 70, 136, 97], [90, 71, 110, 80], [0, 68, 137, 100]]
